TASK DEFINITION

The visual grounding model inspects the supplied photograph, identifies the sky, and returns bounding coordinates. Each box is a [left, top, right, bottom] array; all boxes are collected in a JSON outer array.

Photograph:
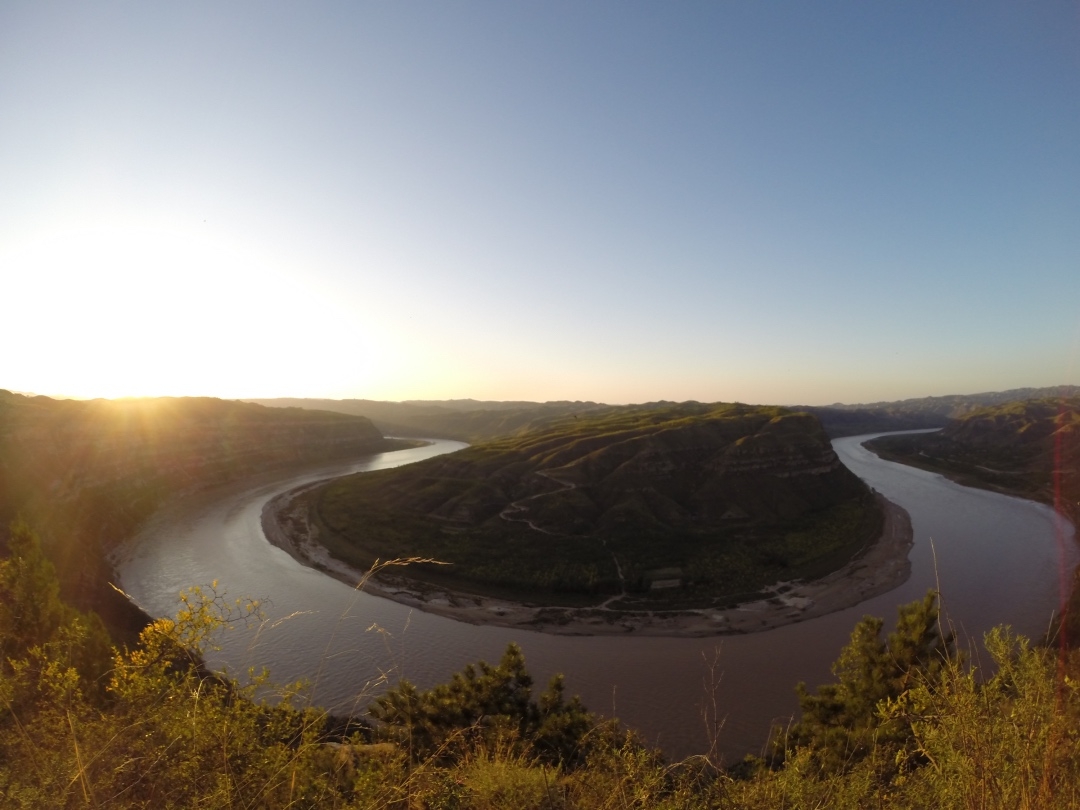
[[2, 2, 1079, 406]]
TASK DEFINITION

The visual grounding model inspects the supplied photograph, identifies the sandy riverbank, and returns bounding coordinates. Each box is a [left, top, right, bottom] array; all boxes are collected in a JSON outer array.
[[261, 488, 913, 637]]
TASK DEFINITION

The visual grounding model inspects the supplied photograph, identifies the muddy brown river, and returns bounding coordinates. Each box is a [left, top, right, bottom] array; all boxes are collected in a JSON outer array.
[[117, 432, 1076, 761]]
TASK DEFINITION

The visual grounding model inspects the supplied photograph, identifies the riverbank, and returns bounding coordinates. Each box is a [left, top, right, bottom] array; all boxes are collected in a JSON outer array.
[[262, 487, 914, 637], [864, 434, 1080, 529]]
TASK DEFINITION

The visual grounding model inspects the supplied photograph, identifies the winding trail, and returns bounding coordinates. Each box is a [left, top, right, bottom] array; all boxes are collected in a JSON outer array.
[[498, 470, 629, 605], [497, 471, 575, 535]]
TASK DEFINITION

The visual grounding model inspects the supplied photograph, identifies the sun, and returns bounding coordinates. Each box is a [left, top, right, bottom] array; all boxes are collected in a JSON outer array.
[[1, 219, 395, 400]]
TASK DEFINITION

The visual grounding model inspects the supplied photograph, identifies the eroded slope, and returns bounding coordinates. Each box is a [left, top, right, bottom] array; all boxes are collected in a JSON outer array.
[[307, 402, 882, 608]]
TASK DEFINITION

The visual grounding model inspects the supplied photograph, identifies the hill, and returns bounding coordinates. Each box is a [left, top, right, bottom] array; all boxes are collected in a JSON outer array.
[[800, 385, 1080, 437], [292, 402, 884, 612], [249, 386, 1080, 441], [0, 390, 408, 639], [864, 397, 1080, 526]]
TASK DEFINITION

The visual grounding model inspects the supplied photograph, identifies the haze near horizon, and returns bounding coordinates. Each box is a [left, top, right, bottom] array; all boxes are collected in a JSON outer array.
[[3, 2, 1078, 406]]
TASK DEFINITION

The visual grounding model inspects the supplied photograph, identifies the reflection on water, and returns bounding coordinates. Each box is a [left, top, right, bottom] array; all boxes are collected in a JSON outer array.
[[119, 433, 1076, 760]]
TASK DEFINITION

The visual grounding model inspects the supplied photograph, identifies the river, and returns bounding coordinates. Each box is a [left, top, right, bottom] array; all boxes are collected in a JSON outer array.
[[117, 432, 1077, 761]]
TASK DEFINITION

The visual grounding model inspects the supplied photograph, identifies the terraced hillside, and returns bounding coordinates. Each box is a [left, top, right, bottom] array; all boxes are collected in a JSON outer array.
[[305, 402, 883, 609]]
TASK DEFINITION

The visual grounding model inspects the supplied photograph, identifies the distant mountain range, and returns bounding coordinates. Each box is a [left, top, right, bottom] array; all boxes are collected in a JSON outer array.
[[801, 385, 1080, 437], [247, 385, 1080, 441]]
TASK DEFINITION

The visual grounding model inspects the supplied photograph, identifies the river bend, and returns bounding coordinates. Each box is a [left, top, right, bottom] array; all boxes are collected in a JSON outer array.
[[117, 433, 1077, 760]]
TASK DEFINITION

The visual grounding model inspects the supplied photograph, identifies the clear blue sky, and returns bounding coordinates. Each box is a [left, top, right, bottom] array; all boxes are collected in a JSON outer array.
[[3, 2, 1078, 405]]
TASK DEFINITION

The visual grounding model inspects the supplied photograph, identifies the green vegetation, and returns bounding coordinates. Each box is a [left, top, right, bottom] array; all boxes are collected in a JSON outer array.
[[368, 643, 596, 766], [6, 389, 1079, 805], [4, 521, 1080, 808], [305, 402, 882, 608], [784, 591, 954, 773]]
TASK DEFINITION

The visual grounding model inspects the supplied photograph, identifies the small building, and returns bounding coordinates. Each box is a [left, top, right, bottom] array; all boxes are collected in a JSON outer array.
[[644, 567, 684, 590]]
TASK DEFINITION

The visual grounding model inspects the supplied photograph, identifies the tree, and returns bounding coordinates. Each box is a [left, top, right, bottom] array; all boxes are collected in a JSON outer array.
[[0, 521, 113, 705], [783, 590, 954, 773], [369, 642, 595, 764], [0, 520, 66, 657]]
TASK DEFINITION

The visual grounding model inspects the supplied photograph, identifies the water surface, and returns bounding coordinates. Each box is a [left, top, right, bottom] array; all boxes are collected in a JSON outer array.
[[119, 432, 1076, 760]]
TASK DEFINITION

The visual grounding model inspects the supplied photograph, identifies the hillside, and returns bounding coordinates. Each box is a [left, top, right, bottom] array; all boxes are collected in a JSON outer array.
[[801, 384, 1080, 437], [865, 397, 1080, 526], [297, 402, 883, 610], [0, 391, 408, 638]]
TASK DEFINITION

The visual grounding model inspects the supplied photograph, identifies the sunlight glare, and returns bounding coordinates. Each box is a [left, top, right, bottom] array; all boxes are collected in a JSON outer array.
[[2, 220, 394, 399]]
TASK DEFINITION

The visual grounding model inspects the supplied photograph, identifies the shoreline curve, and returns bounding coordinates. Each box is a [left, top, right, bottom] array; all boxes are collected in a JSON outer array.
[[261, 486, 914, 638]]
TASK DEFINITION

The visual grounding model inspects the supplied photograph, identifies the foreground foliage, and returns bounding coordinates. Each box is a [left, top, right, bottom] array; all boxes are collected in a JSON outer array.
[[782, 590, 955, 773], [2, 523, 1080, 808]]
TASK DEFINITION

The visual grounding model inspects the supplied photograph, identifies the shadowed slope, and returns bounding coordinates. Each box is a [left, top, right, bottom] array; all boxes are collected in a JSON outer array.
[[0, 390, 405, 639]]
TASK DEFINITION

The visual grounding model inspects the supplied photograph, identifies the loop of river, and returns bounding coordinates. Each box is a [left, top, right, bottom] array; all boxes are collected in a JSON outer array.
[[117, 432, 1077, 761]]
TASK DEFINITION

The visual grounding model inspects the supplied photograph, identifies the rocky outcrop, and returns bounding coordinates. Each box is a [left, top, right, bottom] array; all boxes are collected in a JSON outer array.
[[802, 385, 1080, 438]]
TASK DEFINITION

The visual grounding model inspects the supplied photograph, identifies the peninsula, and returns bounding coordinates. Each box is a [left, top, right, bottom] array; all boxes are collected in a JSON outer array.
[[264, 402, 914, 635]]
